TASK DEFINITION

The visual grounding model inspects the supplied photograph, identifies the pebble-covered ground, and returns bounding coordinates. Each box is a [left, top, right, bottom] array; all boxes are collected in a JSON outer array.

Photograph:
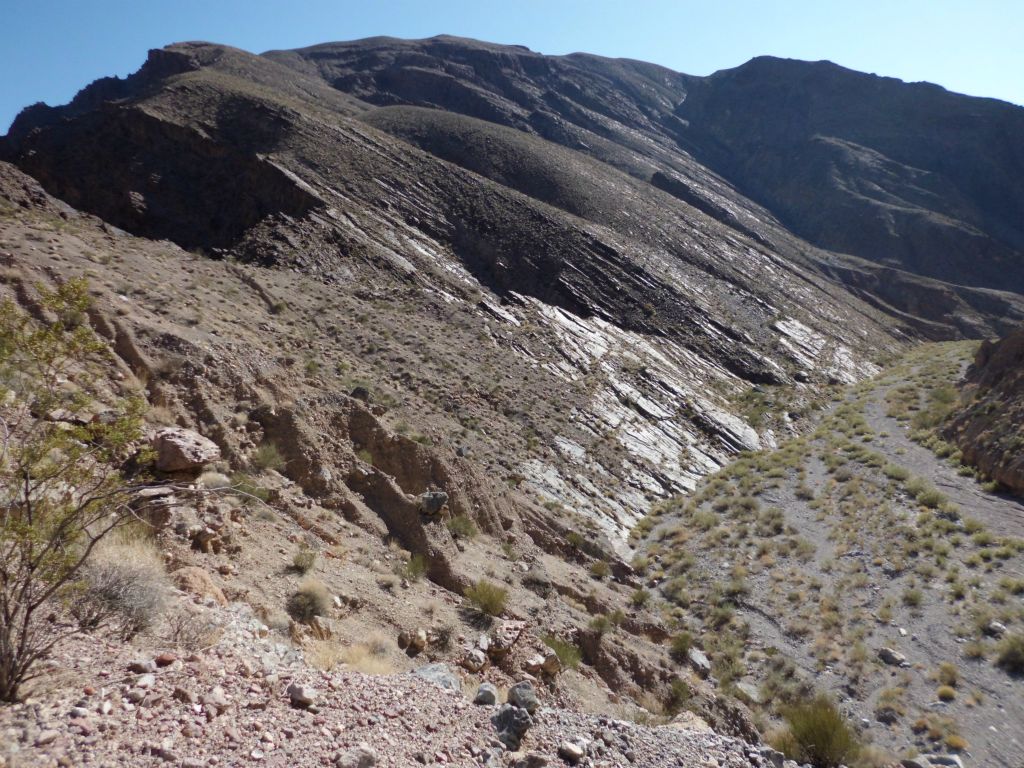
[[0, 602, 767, 768]]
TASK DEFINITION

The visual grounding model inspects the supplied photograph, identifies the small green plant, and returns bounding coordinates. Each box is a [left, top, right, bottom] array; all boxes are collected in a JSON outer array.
[[664, 678, 691, 715], [936, 685, 956, 702], [669, 631, 693, 662], [396, 553, 428, 582], [902, 588, 923, 608], [541, 633, 582, 669], [590, 614, 613, 636], [464, 580, 507, 617], [631, 588, 651, 607], [589, 560, 611, 580], [770, 694, 861, 768], [0, 280, 156, 701], [995, 633, 1024, 675], [252, 442, 286, 472], [447, 514, 478, 540]]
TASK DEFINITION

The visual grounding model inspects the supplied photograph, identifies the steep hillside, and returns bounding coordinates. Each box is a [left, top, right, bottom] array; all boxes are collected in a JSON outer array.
[[945, 328, 1024, 494], [676, 57, 1024, 293], [1, 35, 1023, 768], [265, 36, 1024, 304]]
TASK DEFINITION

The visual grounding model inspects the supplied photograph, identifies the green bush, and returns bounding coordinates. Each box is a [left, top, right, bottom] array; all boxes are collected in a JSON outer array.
[[252, 442, 286, 472], [669, 631, 693, 662], [0, 280, 153, 701], [447, 514, 478, 540], [589, 560, 611, 580], [464, 580, 507, 617], [996, 633, 1024, 675], [664, 678, 691, 715], [541, 633, 582, 669], [772, 695, 861, 768], [631, 588, 651, 607], [402, 553, 428, 582]]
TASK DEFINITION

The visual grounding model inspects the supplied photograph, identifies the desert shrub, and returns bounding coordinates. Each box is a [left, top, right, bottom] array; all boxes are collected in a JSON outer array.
[[936, 685, 956, 701], [291, 547, 317, 574], [631, 588, 651, 607], [670, 631, 693, 662], [664, 678, 691, 715], [902, 588, 923, 608], [400, 553, 428, 582], [541, 633, 582, 669], [590, 560, 611, 580], [73, 536, 169, 639], [464, 580, 507, 617], [590, 614, 613, 636], [936, 661, 958, 687], [286, 579, 332, 623], [447, 514, 478, 539], [230, 472, 271, 506], [771, 694, 861, 768], [160, 607, 222, 652], [995, 633, 1024, 675], [199, 470, 232, 489], [883, 464, 910, 481], [251, 442, 286, 472], [0, 280, 156, 701]]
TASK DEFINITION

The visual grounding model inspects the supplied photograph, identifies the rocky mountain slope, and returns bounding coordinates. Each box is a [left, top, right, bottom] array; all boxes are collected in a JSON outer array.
[[945, 329, 1024, 494], [1, 34, 1023, 768]]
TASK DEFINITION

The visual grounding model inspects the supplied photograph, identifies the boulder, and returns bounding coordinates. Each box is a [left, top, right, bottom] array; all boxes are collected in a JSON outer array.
[[735, 681, 763, 705], [687, 647, 712, 678], [507, 681, 539, 714], [461, 649, 488, 673], [417, 490, 448, 515], [474, 683, 498, 705], [557, 741, 586, 764], [413, 663, 461, 692], [335, 743, 377, 767], [151, 427, 220, 472], [878, 647, 908, 666], [492, 704, 533, 750], [489, 620, 527, 659], [287, 682, 317, 708]]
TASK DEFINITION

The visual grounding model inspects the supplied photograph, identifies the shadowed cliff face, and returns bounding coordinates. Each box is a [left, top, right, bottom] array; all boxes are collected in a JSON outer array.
[[673, 56, 1024, 293], [946, 328, 1024, 494]]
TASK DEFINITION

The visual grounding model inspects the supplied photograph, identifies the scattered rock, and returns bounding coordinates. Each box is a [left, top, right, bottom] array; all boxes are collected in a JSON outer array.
[[474, 683, 498, 706], [759, 747, 785, 768], [413, 663, 461, 692], [984, 620, 1008, 637], [878, 647, 908, 666], [461, 648, 488, 673], [417, 490, 448, 515], [489, 620, 526, 659], [287, 682, 318, 708], [35, 729, 60, 746], [557, 741, 586, 763], [128, 658, 157, 674], [507, 681, 539, 714], [492, 704, 533, 750], [335, 743, 377, 767], [687, 648, 712, 678]]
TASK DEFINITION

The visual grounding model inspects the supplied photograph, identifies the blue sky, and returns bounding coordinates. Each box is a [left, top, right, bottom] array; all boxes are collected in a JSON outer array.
[[2, 0, 1022, 131]]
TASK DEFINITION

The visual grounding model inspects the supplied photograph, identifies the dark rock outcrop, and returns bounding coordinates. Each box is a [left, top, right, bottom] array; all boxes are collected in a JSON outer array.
[[945, 328, 1024, 494]]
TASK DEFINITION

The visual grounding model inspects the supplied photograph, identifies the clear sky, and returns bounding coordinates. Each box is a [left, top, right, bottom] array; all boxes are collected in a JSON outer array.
[[2, 0, 1022, 132]]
